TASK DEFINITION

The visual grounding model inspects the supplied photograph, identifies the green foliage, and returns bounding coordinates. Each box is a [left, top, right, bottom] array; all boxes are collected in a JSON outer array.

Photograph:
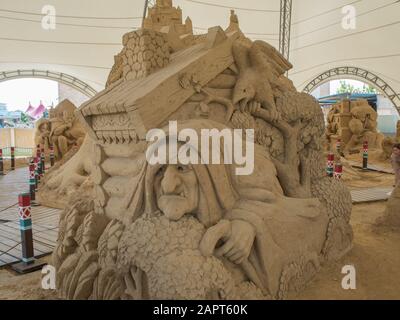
[[20, 112, 31, 125], [336, 80, 378, 94]]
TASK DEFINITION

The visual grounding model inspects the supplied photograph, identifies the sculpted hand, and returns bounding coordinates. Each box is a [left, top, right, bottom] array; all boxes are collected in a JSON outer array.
[[247, 100, 261, 115], [268, 108, 280, 122], [215, 220, 256, 265]]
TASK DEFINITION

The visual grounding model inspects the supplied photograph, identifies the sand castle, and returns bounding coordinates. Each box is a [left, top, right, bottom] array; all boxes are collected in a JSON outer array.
[[325, 99, 384, 153], [51, 2, 353, 300]]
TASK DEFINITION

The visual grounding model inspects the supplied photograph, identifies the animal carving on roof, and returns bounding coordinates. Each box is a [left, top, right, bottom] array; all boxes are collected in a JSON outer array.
[[232, 40, 293, 121]]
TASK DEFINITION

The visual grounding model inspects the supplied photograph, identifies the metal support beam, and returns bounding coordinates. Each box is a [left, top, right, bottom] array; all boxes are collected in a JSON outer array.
[[279, 0, 293, 61], [302, 66, 400, 115], [0, 69, 97, 97]]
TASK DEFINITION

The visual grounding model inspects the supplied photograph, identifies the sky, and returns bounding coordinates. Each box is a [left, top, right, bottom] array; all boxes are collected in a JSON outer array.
[[0, 78, 59, 111]]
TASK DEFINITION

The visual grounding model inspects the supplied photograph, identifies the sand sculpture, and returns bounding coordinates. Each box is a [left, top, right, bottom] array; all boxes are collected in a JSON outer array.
[[381, 120, 400, 160], [382, 184, 400, 228], [53, 3, 352, 300], [35, 100, 88, 207], [325, 99, 383, 153], [34, 99, 86, 161]]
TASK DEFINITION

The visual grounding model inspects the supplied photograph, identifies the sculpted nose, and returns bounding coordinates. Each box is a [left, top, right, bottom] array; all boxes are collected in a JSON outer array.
[[161, 166, 181, 194]]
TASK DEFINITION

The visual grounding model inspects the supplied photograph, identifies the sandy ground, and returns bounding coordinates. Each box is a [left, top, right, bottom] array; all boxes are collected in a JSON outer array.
[[293, 202, 400, 300], [0, 167, 398, 300]]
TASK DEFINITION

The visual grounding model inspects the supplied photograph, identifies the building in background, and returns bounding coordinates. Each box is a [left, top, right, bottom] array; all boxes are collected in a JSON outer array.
[[0, 102, 22, 128]]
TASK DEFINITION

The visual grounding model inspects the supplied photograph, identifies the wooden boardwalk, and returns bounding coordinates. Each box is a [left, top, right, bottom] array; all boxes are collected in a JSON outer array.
[[351, 187, 394, 204], [0, 167, 61, 267]]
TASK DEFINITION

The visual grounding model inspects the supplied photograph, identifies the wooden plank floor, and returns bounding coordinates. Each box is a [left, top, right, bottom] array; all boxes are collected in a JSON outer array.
[[351, 187, 394, 204], [0, 167, 61, 267]]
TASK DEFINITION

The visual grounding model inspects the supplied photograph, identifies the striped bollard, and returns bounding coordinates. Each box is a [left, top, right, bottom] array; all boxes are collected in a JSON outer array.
[[334, 162, 343, 180], [362, 140, 368, 170], [29, 159, 38, 206], [36, 145, 42, 179], [50, 144, 55, 167], [0, 148, 4, 175], [41, 145, 45, 175], [10, 146, 15, 170], [336, 139, 341, 155], [11, 193, 45, 273], [34, 156, 40, 186], [326, 152, 334, 177]]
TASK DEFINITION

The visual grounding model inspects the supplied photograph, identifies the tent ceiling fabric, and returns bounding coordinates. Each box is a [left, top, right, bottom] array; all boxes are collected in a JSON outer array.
[[0, 0, 399, 97]]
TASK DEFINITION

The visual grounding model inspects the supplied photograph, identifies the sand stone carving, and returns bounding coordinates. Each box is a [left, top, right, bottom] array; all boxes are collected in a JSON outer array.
[[53, 5, 352, 299], [34, 99, 86, 161], [35, 100, 89, 208], [325, 99, 384, 153]]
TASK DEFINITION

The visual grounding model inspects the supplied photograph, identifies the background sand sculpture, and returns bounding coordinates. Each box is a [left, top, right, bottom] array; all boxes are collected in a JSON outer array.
[[325, 99, 384, 154], [35, 99, 88, 208], [34, 99, 85, 160], [50, 1, 353, 300]]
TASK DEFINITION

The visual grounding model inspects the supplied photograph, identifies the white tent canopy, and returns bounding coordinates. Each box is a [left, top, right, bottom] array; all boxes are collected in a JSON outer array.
[[0, 0, 399, 110]]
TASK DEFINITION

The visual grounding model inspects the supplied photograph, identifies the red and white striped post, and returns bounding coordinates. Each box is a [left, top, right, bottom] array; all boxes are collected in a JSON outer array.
[[36, 145, 42, 181], [10, 146, 15, 170], [0, 148, 4, 175], [28, 159, 38, 206], [326, 152, 334, 177], [336, 139, 341, 155], [11, 193, 46, 273], [362, 140, 369, 170], [34, 156, 40, 185], [40, 145, 45, 175], [18, 193, 35, 263], [334, 161, 343, 180], [50, 144, 55, 167]]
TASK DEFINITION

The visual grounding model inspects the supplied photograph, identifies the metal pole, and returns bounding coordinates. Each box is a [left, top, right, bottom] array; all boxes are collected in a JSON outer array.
[[142, 0, 149, 28], [279, 0, 293, 62]]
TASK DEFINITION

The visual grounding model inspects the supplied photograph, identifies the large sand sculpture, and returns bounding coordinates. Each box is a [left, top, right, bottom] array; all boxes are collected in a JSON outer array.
[[52, 1, 352, 300], [325, 99, 383, 153]]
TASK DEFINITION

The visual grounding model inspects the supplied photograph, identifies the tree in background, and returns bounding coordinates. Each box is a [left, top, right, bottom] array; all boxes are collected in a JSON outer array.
[[336, 80, 378, 94]]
